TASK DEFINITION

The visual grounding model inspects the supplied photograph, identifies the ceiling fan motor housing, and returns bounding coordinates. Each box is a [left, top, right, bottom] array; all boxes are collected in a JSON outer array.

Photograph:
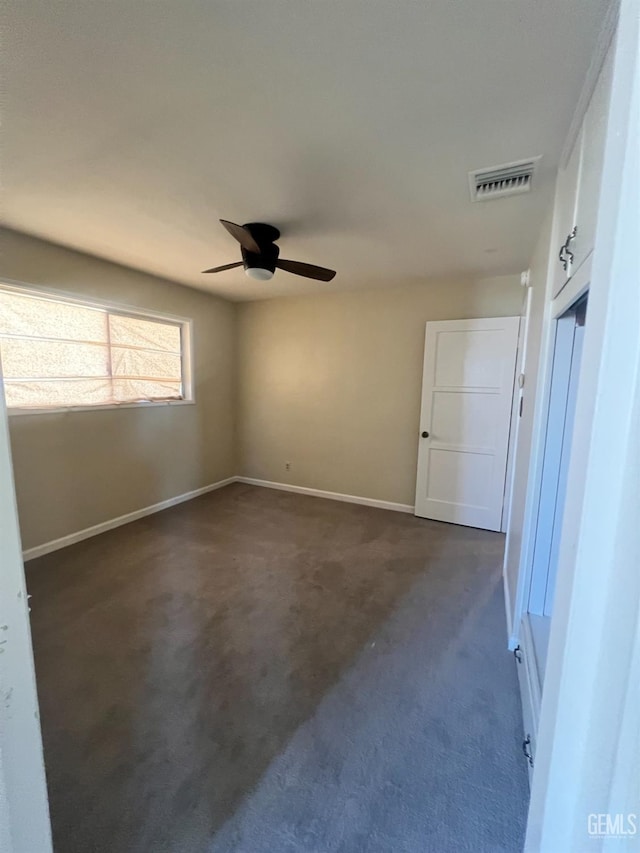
[[241, 222, 281, 275], [241, 244, 279, 275], [203, 219, 336, 281]]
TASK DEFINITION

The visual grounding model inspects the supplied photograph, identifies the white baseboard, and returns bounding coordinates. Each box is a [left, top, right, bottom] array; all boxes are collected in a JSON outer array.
[[236, 476, 414, 514], [23, 475, 414, 561], [22, 476, 237, 561]]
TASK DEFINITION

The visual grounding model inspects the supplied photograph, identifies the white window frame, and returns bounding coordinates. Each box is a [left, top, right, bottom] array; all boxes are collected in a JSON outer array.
[[0, 279, 195, 416]]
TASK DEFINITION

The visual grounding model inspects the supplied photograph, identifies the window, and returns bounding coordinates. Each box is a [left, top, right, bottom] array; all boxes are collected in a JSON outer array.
[[0, 286, 191, 411]]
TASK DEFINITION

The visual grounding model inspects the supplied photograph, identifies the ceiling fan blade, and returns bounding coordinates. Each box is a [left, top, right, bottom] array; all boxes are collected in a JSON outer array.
[[220, 220, 261, 254], [201, 261, 244, 274], [276, 259, 336, 281]]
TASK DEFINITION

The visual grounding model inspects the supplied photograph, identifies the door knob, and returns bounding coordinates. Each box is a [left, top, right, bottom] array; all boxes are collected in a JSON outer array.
[[421, 431, 430, 438]]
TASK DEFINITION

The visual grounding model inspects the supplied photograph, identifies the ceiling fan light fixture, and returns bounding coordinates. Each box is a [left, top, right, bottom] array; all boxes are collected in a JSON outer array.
[[202, 220, 336, 283], [245, 266, 274, 281]]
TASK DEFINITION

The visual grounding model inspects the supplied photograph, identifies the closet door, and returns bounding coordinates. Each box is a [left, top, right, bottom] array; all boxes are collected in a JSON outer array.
[[528, 305, 586, 615], [569, 45, 615, 277], [543, 317, 585, 615], [551, 129, 583, 299], [551, 39, 615, 299]]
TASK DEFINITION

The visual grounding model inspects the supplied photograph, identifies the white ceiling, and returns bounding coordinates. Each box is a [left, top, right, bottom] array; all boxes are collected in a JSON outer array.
[[2, 0, 610, 301]]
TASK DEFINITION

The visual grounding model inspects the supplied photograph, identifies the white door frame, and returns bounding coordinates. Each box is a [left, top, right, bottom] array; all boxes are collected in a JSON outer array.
[[525, 0, 640, 847], [509, 253, 592, 649], [502, 280, 532, 534], [0, 366, 53, 852], [526, 294, 587, 617]]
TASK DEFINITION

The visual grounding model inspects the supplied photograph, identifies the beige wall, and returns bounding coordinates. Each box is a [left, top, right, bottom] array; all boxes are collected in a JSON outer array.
[[1, 229, 237, 550], [2, 229, 526, 549], [238, 276, 524, 506]]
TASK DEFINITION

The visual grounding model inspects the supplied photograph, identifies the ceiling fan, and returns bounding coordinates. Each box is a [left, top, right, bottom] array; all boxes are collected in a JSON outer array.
[[202, 220, 336, 282]]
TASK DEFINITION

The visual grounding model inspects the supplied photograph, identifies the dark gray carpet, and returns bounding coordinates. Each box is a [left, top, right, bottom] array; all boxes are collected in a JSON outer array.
[[27, 483, 528, 852], [208, 506, 528, 853]]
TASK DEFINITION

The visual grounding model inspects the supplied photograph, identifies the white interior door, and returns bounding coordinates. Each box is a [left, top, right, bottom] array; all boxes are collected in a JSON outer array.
[[414, 317, 520, 531]]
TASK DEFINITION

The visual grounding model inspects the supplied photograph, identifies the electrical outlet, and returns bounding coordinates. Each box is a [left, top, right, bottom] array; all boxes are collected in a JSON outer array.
[[285, 461, 291, 471]]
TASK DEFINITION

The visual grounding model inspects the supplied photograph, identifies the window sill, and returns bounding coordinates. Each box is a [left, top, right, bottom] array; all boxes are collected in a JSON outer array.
[[7, 399, 195, 417]]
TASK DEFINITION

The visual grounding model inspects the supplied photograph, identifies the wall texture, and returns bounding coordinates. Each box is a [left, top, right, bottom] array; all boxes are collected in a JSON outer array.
[[238, 276, 523, 506], [1, 229, 237, 550]]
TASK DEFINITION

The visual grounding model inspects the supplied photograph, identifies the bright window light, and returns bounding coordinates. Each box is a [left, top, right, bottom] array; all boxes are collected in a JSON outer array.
[[0, 286, 191, 411]]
